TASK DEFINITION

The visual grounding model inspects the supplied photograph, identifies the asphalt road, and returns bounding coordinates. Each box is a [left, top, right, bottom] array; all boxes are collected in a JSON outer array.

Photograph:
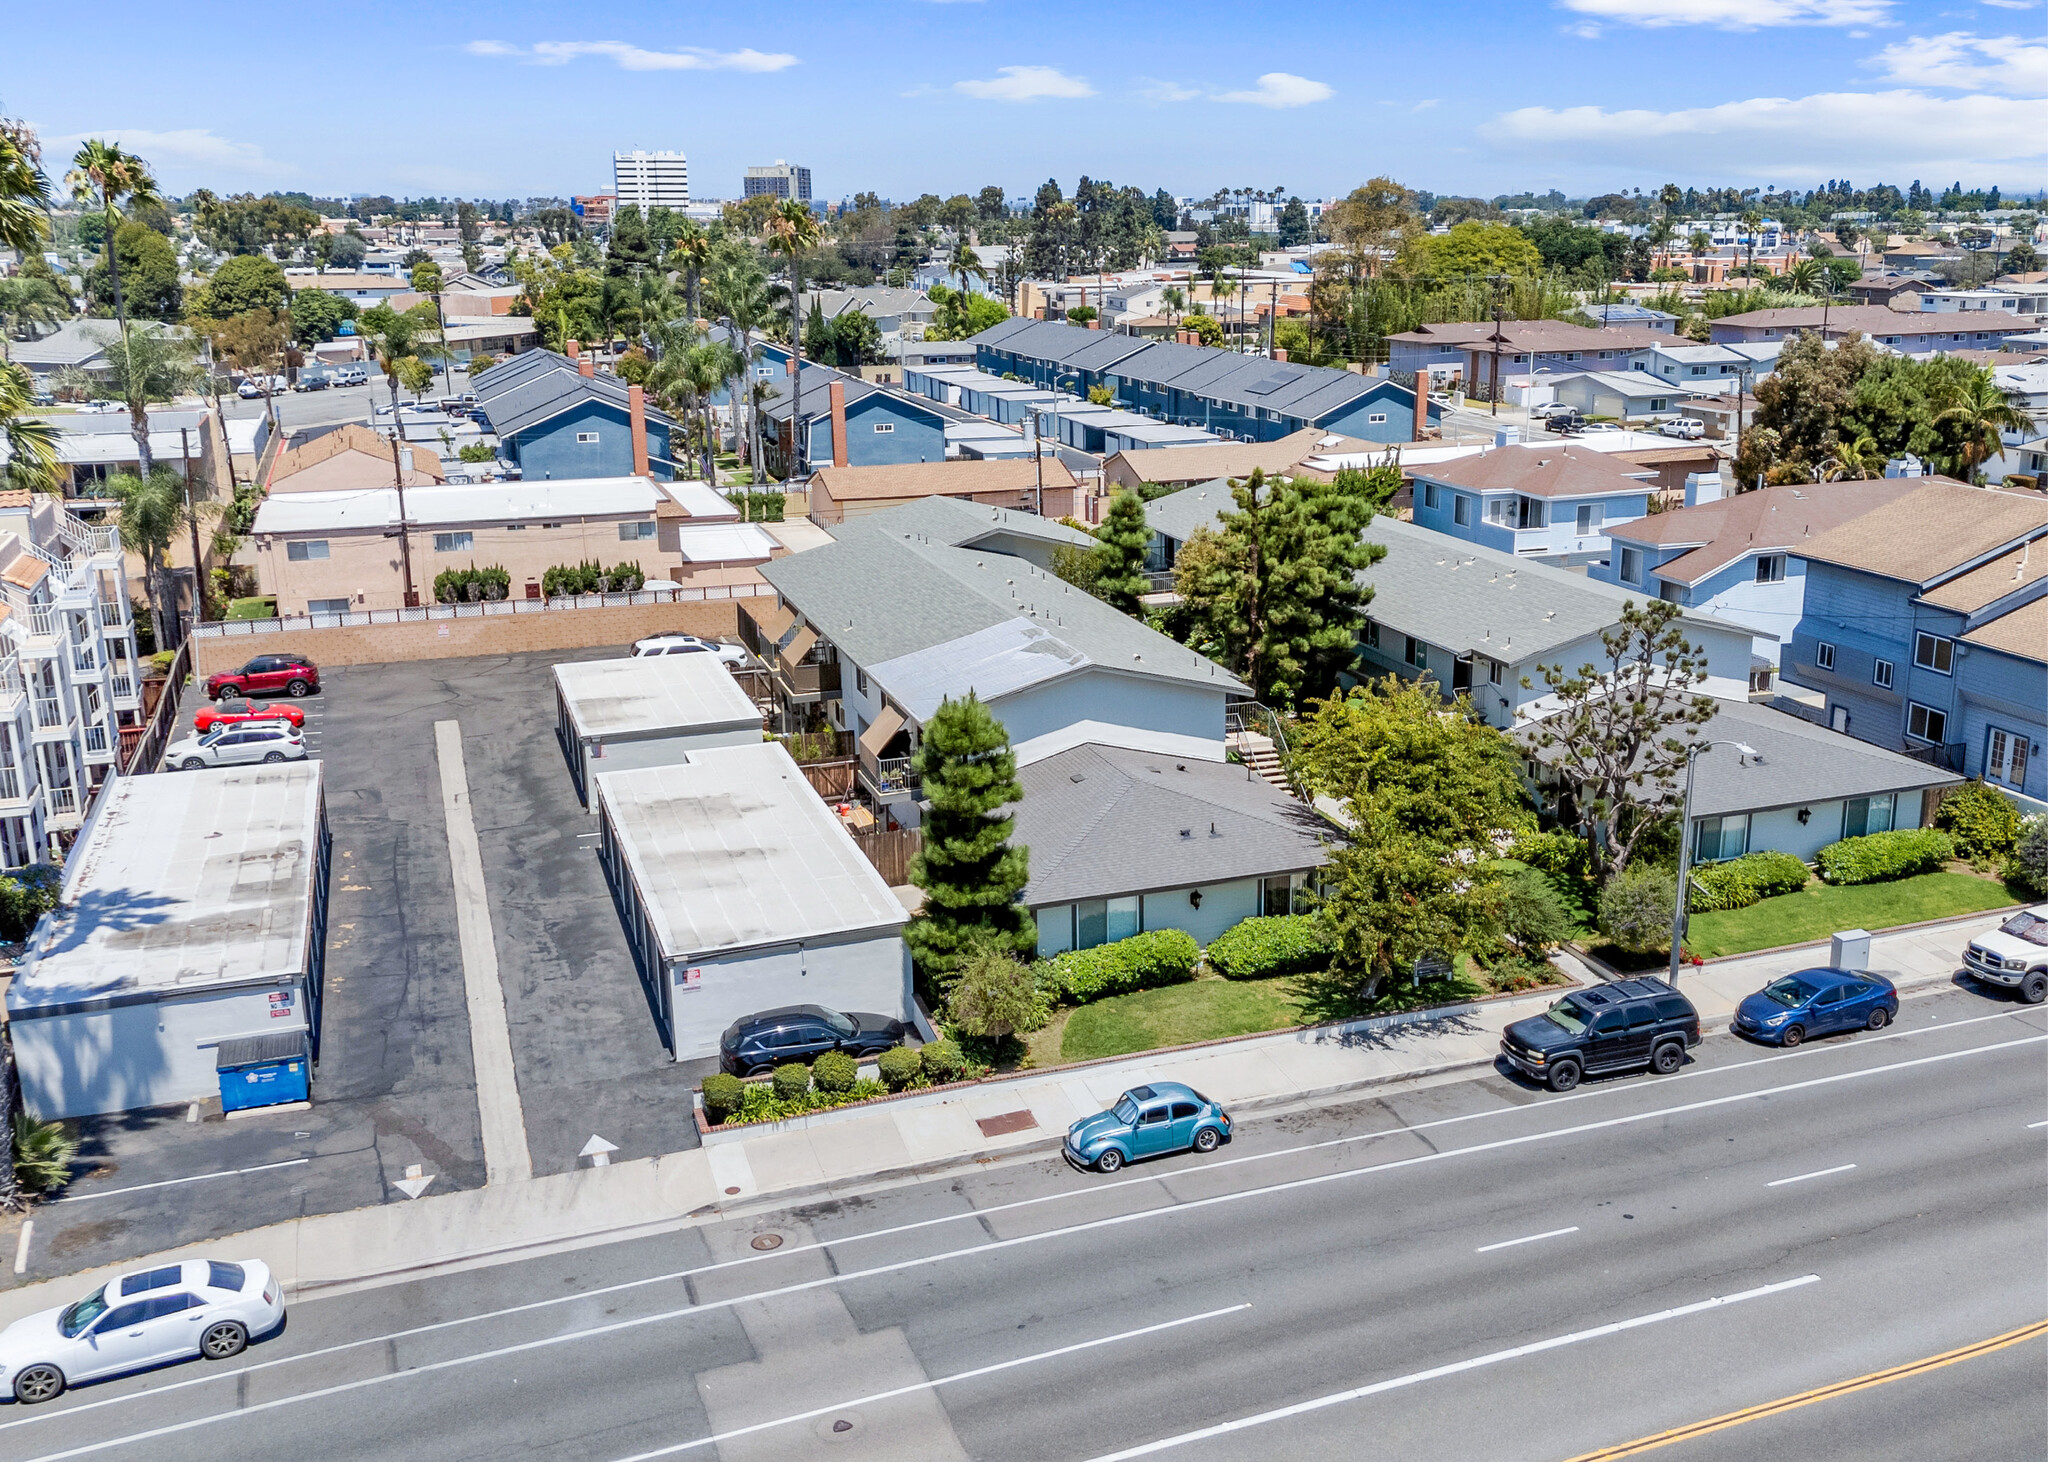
[[5, 987, 2041, 1462]]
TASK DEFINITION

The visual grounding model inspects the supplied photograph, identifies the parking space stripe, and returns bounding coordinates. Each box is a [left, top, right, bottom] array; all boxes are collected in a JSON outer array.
[[53, 1158, 311, 1203], [1765, 1163, 1856, 1188]]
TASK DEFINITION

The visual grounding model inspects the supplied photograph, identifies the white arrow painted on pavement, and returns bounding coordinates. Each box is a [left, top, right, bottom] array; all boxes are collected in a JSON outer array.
[[392, 1175, 435, 1199], [580, 1135, 619, 1167]]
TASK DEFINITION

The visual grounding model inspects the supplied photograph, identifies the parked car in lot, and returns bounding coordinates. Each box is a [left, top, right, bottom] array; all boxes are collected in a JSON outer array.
[[1499, 977, 1700, 1091], [1530, 402, 1576, 421], [0, 1258, 285, 1403], [236, 376, 286, 399], [1544, 410, 1585, 434], [1733, 968, 1899, 1045], [633, 633, 749, 666], [205, 654, 320, 699], [167, 722, 308, 770], [1962, 906, 2048, 1003], [192, 697, 306, 734], [1576, 421, 1625, 436], [1065, 1082, 1231, 1173], [1657, 416, 1705, 440], [77, 399, 121, 414], [717, 1004, 908, 1076]]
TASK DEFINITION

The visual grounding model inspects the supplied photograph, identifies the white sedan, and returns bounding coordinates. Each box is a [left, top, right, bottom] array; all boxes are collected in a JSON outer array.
[[0, 1259, 285, 1403], [166, 722, 308, 770], [632, 633, 749, 666]]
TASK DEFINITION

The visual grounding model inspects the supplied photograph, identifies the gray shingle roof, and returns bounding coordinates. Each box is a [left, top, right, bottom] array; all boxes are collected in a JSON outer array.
[[838, 494, 1096, 551], [12, 320, 171, 370], [478, 367, 673, 440], [1015, 743, 1333, 906], [1145, 481, 1231, 543], [755, 364, 878, 424]]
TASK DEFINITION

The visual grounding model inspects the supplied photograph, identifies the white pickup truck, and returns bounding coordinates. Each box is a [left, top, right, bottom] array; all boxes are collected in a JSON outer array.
[[1962, 906, 2048, 1003]]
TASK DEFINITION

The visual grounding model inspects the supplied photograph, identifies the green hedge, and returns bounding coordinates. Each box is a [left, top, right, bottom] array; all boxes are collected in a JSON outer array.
[[811, 1050, 858, 1093], [770, 1062, 812, 1100], [1206, 915, 1334, 980], [918, 1038, 966, 1082], [1687, 850, 1811, 912], [1044, 929, 1200, 1004], [1936, 781, 2023, 862], [431, 563, 511, 605], [877, 1046, 922, 1090], [700, 1073, 744, 1122], [542, 559, 646, 596], [1816, 827, 1955, 885]]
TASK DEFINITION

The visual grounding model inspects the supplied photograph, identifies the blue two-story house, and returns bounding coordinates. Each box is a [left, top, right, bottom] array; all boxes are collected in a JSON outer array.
[[758, 362, 953, 477], [471, 350, 679, 480], [1407, 443, 1653, 568], [1782, 479, 2048, 811]]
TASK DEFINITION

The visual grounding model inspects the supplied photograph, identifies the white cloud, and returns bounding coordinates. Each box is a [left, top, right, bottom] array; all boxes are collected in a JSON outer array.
[[1412, 98, 1440, 111], [1214, 72, 1333, 108], [1491, 89, 2048, 174], [1980, 0, 2038, 8], [1873, 31, 2048, 92], [1558, 0, 1891, 28], [46, 127, 289, 178], [953, 66, 1094, 101], [1140, 80, 1203, 103], [465, 40, 797, 72]]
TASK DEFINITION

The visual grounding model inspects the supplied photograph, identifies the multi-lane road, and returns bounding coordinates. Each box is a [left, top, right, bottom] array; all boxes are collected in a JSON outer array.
[[4, 986, 2043, 1461]]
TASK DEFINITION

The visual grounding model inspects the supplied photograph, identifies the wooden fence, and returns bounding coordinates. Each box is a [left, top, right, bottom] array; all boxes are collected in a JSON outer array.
[[852, 825, 921, 886], [799, 758, 857, 799]]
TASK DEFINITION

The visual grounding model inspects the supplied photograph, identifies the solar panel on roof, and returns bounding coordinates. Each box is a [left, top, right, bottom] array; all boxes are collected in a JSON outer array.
[[1244, 368, 1305, 396]]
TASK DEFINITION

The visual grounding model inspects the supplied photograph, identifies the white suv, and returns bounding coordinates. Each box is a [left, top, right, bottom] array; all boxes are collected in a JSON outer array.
[[1963, 906, 2048, 1003], [632, 634, 749, 666], [167, 723, 308, 771]]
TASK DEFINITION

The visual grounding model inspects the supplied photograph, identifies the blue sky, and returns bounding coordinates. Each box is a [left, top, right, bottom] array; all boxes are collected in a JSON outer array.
[[9, 0, 2046, 202]]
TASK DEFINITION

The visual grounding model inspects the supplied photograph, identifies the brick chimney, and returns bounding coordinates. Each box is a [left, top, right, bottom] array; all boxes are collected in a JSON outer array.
[[1086, 318, 1100, 330], [1273, 348, 1288, 363], [566, 339, 580, 359], [828, 381, 849, 468], [579, 355, 595, 378], [1412, 374, 1429, 442], [629, 384, 650, 476]]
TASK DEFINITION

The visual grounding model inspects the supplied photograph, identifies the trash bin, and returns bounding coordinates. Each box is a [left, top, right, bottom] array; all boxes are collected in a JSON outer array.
[[1830, 928, 1872, 973], [217, 1032, 312, 1113]]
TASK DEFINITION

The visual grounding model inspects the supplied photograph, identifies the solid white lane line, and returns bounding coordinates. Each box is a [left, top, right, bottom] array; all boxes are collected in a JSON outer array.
[[599, 1306, 1253, 1462], [1071, 1276, 1823, 1462], [6, 1020, 2035, 1436], [1476, 1226, 1579, 1254], [1766, 1163, 1858, 1188], [52, 1159, 311, 1204], [2028, 1120, 2048, 1130]]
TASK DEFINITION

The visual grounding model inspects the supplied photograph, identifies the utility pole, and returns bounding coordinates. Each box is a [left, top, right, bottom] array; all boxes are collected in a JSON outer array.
[[1487, 274, 1509, 418], [390, 436, 419, 607], [1030, 405, 1045, 517], [180, 428, 206, 632]]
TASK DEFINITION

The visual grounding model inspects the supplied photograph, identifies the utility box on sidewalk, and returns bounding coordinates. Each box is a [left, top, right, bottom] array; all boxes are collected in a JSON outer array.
[[1830, 929, 1872, 972], [217, 1032, 312, 1114]]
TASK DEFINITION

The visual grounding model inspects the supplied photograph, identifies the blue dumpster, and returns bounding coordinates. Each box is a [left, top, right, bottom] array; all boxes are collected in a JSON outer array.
[[217, 1032, 311, 1114]]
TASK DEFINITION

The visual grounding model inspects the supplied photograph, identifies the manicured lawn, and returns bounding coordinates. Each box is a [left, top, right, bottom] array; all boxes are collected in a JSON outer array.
[[1061, 976, 1309, 1063], [225, 596, 277, 621], [1685, 872, 2020, 959]]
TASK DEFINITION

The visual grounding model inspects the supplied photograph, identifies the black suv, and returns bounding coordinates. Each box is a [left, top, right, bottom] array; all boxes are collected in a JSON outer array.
[[1500, 977, 1700, 1092], [718, 1004, 908, 1076]]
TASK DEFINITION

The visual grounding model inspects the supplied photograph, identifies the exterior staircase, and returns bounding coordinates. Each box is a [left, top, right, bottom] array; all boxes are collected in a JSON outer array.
[[1229, 730, 1292, 795]]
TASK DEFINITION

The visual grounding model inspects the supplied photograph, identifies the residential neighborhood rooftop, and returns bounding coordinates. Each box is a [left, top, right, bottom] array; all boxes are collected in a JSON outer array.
[[1413, 443, 1656, 499], [552, 655, 762, 741], [252, 476, 681, 534], [1793, 480, 2048, 586], [1607, 481, 1921, 586]]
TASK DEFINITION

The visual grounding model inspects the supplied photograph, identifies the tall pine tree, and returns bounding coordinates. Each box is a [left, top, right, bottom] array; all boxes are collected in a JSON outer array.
[[1090, 489, 1153, 615], [905, 694, 1033, 992]]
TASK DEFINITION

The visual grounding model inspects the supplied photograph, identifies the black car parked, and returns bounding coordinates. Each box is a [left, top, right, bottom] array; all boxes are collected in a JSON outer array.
[[1499, 977, 1700, 1092], [718, 1004, 908, 1076]]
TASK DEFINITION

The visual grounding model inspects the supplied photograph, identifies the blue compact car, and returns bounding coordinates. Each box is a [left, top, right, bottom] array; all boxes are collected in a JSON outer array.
[[1064, 1082, 1231, 1173], [1732, 968, 1900, 1046]]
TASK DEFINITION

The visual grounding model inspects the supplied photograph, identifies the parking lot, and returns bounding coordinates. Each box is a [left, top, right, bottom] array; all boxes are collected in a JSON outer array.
[[16, 646, 715, 1279]]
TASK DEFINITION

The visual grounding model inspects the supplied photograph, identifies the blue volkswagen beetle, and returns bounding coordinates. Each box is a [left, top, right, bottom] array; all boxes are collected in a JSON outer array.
[[1064, 1082, 1231, 1173], [1733, 967, 1900, 1047]]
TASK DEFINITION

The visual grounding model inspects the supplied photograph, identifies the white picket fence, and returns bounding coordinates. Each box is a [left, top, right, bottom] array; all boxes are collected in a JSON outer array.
[[194, 582, 776, 638]]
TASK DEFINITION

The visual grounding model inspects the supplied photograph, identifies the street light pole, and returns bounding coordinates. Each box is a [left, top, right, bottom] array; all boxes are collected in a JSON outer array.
[[390, 435, 418, 608], [1669, 739, 1761, 983]]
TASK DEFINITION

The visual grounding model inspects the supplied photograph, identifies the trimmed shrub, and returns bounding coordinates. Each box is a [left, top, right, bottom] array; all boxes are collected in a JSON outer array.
[[1508, 830, 1593, 886], [542, 559, 647, 597], [1937, 781, 2023, 863], [2005, 815, 2048, 898], [700, 1073, 744, 1123], [1687, 850, 1811, 913], [918, 1038, 967, 1083], [1598, 862, 1676, 954], [770, 1062, 812, 1101], [877, 1045, 922, 1091], [1207, 915, 1334, 980], [1499, 866, 1573, 953], [0, 864, 61, 942], [431, 563, 511, 605], [1045, 929, 1200, 1004], [811, 1050, 858, 1094], [1816, 827, 1955, 885]]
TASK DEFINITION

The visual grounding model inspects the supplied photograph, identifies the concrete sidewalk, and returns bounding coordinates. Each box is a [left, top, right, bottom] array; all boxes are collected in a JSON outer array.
[[0, 908, 2001, 1325]]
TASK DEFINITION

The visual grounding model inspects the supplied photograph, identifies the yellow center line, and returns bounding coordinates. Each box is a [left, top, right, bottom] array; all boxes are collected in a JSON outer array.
[[1561, 1319, 2048, 1461]]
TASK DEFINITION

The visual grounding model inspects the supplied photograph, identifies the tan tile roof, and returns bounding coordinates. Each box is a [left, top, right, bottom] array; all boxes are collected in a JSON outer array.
[[1613, 481, 1920, 584], [1962, 595, 2047, 663], [0, 489, 33, 509], [2, 556, 47, 589], [1415, 444, 1653, 500], [1797, 481, 2048, 585], [1919, 539, 2048, 611], [810, 457, 1079, 504]]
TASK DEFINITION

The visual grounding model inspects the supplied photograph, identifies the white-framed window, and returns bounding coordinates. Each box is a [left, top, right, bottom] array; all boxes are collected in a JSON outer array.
[[1453, 494, 1471, 527], [1488, 658, 1504, 685], [1986, 727, 2031, 790], [433, 532, 474, 552], [1692, 813, 1749, 862], [286, 540, 330, 562], [1575, 502, 1604, 535], [1486, 498, 1513, 526], [576, 431, 600, 444], [1405, 636, 1427, 670], [872, 422, 894, 433], [618, 521, 657, 540], [308, 598, 350, 614], [1815, 640, 1835, 671], [1906, 702, 1947, 744], [1368, 412, 1388, 424], [855, 668, 869, 697], [1422, 482, 1441, 511], [1754, 554, 1785, 584], [1842, 793, 1895, 839], [1913, 631, 1953, 674], [1618, 546, 1642, 584], [1873, 658, 1894, 688]]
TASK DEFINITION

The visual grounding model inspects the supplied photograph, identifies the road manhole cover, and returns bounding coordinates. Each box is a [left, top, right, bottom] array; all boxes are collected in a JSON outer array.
[[724, 1186, 741, 1195], [750, 1233, 784, 1251]]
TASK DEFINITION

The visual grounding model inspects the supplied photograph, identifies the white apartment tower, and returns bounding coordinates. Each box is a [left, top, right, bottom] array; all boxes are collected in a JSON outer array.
[[613, 151, 690, 213]]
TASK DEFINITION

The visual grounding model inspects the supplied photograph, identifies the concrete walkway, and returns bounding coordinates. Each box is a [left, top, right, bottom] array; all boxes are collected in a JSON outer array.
[[0, 908, 2005, 1322]]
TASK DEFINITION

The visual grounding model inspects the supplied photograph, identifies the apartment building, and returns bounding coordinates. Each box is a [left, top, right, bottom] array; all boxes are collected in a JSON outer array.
[[0, 491, 144, 867], [613, 151, 690, 213], [744, 161, 811, 202]]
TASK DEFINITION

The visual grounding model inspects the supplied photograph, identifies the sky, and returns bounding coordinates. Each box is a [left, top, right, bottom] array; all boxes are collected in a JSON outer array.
[[8, 0, 2048, 204]]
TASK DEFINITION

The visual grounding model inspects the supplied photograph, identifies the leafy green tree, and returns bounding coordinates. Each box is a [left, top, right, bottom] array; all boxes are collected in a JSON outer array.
[[1735, 330, 1883, 486], [1180, 312, 1224, 347], [1598, 862, 1676, 954], [287, 287, 355, 345], [189, 190, 319, 255], [925, 282, 1009, 340], [327, 229, 367, 270], [1090, 489, 1152, 614], [394, 354, 434, 401], [905, 694, 1033, 992], [2003, 241, 2039, 277], [410, 260, 443, 295], [188, 253, 288, 321], [358, 301, 441, 416], [513, 244, 604, 352], [1276, 197, 1312, 249], [945, 944, 1045, 1042], [0, 361, 59, 492], [1524, 600, 1715, 880], [84, 221, 179, 321], [1399, 221, 1544, 281]]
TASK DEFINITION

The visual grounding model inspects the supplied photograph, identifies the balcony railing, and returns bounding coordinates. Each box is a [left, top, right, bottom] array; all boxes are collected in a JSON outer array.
[[858, 750, 919, 802], [109, 672, 135, 700], [46, 783, 78, 815], [71, 645, 98, 674], [26, 606, 56, 639], [0, 661, 23, 702], [772, 657, 842, 701], [0, 765, 22, 801], [83, 723, 110, 755], [32, 696, 65, 730]]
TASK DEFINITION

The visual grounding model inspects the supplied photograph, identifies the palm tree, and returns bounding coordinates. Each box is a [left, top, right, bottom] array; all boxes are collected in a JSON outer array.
[[66, 140, 161, 472], [1739, 208, 1763, 284], [1161, 284, 1185, 324], [0, 360, 59, 493], [1782, 258, 1824, 295], [669, 218, 712, 322], [108, 466, 190, 649], [709, 256, 772, 480], [763, 199, 822, 477], [1934, 370, 2035, 479], [96, 324, 202, 460], [0, 274, 66, 359], [0, 116, 52, 256], [949, 239, 987, 298]]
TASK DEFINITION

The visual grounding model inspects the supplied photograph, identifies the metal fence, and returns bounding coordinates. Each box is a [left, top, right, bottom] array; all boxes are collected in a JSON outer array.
[[193, 582, 777, 639], [123, 641, 191, 775]]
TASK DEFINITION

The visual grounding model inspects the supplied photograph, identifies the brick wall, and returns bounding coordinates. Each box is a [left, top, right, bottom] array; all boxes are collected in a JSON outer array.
[[191, 601, 740, 675]]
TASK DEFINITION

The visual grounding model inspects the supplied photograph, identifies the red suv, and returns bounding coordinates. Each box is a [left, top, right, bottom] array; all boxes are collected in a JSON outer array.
[[206, 655, 321, 700]]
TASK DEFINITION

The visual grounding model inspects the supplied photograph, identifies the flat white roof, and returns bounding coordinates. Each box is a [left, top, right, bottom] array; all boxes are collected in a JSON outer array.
[[673, 523, 779, 563], [252, 476, 671, 534], [554, 655, 761, 741], [663, 480, 742, 521], [7, 764, 324, 1015], [596, 743, 906, 961]]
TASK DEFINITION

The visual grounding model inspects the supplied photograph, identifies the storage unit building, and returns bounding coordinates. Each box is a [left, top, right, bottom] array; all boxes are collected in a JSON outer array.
[[595, 742, 912, 1060], [6, 763, 331, 1120], [554, 655, 765, 808]]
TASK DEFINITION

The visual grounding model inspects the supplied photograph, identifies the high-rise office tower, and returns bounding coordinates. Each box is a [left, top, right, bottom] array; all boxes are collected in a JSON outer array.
[[613, 151, 690, 213], [743, 161, 812, 203]]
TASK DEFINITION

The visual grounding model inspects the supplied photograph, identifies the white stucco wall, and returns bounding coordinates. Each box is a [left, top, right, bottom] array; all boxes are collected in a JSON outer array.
[[663, 930, 911, 1062], [575, 726, 766, 809]]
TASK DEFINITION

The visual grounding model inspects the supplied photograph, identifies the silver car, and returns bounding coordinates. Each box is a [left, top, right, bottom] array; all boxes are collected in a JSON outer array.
[[167, 722, 308, 771]]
